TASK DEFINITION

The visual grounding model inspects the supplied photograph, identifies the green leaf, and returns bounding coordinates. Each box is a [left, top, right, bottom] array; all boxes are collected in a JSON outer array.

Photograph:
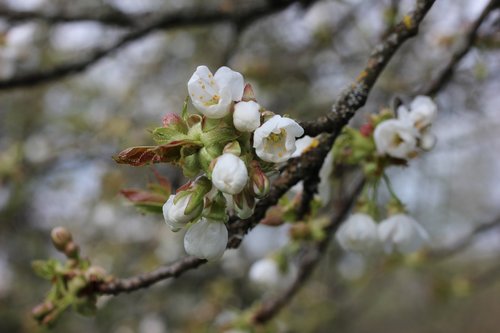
[[32, 260, 59, 280], [135, 203, 164, 214], [152, 127, 190, 144], [182, 96, 189, 121]]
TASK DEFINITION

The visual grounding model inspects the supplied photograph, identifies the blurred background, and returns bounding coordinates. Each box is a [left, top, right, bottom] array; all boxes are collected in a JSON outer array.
[[0, 0, 500, 332]]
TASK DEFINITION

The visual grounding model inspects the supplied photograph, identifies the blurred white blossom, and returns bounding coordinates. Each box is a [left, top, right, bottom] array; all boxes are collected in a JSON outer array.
[[378, 214, 429, 254], [336, 213, 379, 252]]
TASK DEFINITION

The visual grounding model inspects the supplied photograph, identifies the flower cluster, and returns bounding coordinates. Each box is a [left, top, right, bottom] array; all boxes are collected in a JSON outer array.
[[333, 96, 438, 254], [116, 66, 304, 260], [336, 211, 429, 254], [374, 96, 437, 159]]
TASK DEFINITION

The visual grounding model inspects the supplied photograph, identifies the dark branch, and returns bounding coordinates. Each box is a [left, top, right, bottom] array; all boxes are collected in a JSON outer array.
[[424, 0, 500, 96], [0, 0, 309, 91], [97, 256, 206, 295], [0, 5, 142, 27]]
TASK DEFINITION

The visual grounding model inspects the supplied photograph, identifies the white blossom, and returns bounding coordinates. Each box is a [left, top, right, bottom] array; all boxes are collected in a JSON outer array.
[[162, 194, 200, 231], [335, 213, 379, 252], [409, 95, 437, 130], [233, 101, 261, 132], [184, 218, 228, 260], [378, 214, 429, 254], [187, 66, 244, 119], [291, 135, 315, 158], [253, 115, 304, 163], [419, 131, 437, 150], [374, 119, 419, 159], [211, 153, 248, 195], [248, 258, 282, 287]]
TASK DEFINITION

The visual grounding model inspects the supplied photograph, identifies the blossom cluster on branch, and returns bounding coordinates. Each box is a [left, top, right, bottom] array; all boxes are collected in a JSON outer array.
[[334, 95, 438, 254], [116, 65, 304, 260]]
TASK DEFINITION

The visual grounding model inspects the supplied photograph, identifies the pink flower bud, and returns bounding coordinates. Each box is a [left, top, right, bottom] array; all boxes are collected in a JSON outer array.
[[162, 112, 188, 134], [249, 161, 270, 199]]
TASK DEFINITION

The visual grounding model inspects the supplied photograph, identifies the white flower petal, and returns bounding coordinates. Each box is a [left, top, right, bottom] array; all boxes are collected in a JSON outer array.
[[184, 218, 228, 260], [409, 95, 437, 129], [212, 153, 248, 194], [163, 194, 198, 231], [214, 66, 244, 101], [249, 258, 281, 287], [335, 213, 379, 252], [378, 214, 428, 254], [374, 119, 418, 159], [233, 101, 261, 132], [187, 66, 237, 119], [253, 115, 304, 163]]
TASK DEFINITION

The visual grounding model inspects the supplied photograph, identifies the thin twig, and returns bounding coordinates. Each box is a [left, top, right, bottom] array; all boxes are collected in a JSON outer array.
[[0, 0, 311, 90], [427, 216, 500, 260], [0, 4, 143, 27], [424, 0, 500, 96]]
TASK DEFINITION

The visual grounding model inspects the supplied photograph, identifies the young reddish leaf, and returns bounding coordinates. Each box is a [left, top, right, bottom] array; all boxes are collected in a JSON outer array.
[[120, 189, 167, 204]]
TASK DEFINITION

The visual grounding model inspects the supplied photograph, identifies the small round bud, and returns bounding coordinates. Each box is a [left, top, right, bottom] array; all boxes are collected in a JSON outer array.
[[50, 227, 72, 252]]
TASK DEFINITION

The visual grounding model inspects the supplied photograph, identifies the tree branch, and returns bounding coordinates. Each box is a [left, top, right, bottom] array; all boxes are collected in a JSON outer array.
[[0, 4, 142, 27], [301, 0, 436, 137], [97, 256, 206, 295], [423, 0, 500, 96], [427, 215, 500, 260], [0, 0, 312, 90]]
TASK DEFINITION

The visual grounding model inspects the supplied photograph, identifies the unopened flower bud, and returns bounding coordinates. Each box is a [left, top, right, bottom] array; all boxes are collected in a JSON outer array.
[[242, 83, 256, 102], [233, 101, 261, 132], [211, 153, 248, 194], [223, 141, 241, 156], [162, 112, 188, 133], [184, 218, 228, 260], [50, 227, 72, 252], [232, 189, 255, 219], [359, 123, 374, 137], [249, 161, 270, 199], [164, 177, 211, 231]]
